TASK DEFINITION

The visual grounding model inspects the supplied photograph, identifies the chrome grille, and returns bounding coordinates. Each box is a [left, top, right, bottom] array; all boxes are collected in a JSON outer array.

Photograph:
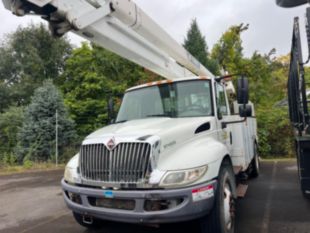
[[80, 143, 151, 183]]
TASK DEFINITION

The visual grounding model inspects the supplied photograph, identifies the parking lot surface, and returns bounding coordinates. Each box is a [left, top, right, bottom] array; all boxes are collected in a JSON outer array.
[[0, 160, 310, 233]]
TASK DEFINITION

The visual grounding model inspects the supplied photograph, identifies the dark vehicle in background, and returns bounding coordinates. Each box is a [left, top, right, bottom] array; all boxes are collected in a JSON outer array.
[[277, 0, 310, 198]]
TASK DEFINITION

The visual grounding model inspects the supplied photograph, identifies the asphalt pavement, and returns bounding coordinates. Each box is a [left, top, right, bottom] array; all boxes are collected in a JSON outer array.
[[0, 160, 309, 233]]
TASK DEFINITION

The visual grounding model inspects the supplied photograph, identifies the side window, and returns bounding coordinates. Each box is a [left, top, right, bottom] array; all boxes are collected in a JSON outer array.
[[216, 83, 228, 117], [176, 81, 212, 117]]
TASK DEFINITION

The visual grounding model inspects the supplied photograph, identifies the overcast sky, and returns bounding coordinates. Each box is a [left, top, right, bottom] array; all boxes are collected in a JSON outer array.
[[0, 0, 308, 58]]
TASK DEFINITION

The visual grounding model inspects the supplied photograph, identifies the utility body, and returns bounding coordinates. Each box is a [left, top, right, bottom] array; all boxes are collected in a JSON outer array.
[[2, 0, 259, 232]]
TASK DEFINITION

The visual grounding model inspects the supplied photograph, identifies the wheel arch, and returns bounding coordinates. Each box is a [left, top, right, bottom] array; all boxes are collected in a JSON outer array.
[[221, 154, 233, 168]]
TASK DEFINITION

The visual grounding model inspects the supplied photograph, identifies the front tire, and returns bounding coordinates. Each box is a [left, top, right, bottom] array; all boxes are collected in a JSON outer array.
[[200, 164, 237, 233]]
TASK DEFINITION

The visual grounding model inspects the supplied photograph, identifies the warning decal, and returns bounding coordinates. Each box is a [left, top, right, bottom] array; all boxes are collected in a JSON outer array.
[[192, 185, 214, 202]]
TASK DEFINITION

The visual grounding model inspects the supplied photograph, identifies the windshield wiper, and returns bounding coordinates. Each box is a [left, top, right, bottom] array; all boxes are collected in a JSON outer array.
[[114, 120, 127, 124], [146, 114, 171, 118]]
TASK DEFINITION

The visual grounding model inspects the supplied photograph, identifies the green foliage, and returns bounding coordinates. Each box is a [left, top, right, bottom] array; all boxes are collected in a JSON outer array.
[[257, 107, 294, 157], [1, 153, 18, 167], [0, 106, 24, 163], [212, 24, 294, 157], [211, 23, 248, 74], [245, 54, 293, 156], [304, 66, 310, 84], [58, 43, 158, 137], [23, 160, 33, 169], [183, 19, 220, 75], [0, 23, 72, 111], [60, 145, 80, 163], [257, 128, 271, 156], [17, 80, 76, 162]]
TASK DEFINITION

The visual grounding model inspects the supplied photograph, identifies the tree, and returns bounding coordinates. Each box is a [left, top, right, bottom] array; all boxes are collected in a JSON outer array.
[[58, 43, 158, 137], [250, 53, 294, 157], [211, 23, 249, 74], [211, 23, 294, 157], [0, 106, 24, 164], [17, 80, 76, 162], [0, 23, 72, 111], [183, 19, 219, 75]]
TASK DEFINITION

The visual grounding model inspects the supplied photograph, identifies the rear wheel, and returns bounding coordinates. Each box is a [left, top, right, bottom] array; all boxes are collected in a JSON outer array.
[[249, 143, 260, 178], [72, 212, 103, 229], [200, 164, 237, 233]]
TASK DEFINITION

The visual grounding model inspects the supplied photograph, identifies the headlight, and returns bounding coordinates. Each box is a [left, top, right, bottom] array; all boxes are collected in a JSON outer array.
[[64, 154, 81, 184], [64, 166, 81, 184], [160, 165, 208, 187]]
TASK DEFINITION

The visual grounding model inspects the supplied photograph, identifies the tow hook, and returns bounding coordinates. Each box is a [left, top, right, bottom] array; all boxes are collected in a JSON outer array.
[[82, 215, 93, 224]]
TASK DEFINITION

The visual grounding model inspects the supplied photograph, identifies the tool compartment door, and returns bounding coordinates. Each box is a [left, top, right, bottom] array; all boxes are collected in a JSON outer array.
[[229, 104, 257, 170]]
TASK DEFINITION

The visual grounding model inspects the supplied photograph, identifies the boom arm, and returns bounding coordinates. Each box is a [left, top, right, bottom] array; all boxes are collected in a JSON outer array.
[[2, 0, 214, 80]]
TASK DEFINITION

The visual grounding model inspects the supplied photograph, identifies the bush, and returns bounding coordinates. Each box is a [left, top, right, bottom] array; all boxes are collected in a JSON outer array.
[[256, 106, 294, 157], [0, 152, 18, 167], [257, 128, 271, 156], [23, 160, 33, 169], [0, 107, 24, 162]]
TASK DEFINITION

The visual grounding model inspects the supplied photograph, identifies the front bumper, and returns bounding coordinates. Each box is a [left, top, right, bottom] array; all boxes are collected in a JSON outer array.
[[61, 179, 217, 224]]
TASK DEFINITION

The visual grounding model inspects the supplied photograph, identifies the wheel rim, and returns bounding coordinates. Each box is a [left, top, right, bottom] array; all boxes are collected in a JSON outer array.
[[255, 145, 259, 172], [223, 183, 235, 231]]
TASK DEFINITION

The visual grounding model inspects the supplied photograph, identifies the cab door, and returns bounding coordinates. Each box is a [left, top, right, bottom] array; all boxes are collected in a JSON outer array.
[[215, 82, 233, 153]]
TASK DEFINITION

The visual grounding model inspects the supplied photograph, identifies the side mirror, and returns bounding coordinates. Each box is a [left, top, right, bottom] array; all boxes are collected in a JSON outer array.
[[108, 98, 115, 124], [239, 105, 252, 117], [237, 77, 249, 105]]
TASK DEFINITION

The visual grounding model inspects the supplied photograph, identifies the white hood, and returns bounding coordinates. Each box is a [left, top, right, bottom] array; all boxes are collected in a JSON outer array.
[[85, 117, 214, 151]]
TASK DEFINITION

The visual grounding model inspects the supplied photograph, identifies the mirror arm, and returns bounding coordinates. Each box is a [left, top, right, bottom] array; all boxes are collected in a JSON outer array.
[[215, 74, 242, 82], [222, 117, 247, 129]]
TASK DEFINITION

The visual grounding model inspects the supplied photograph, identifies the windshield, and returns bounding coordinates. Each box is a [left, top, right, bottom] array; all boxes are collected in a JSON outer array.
[[116, 80, 213, 122]]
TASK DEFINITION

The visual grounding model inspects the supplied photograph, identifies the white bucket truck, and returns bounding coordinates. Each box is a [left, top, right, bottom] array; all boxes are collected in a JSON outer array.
[[2, 0, 259, 232]]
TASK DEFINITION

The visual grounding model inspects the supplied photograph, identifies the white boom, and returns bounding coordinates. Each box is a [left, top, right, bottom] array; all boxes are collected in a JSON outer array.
[[2, 0, 214, 80]]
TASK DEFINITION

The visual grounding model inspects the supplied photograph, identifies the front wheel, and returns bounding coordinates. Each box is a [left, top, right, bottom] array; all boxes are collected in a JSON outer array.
[[199, 164, 237, 233]]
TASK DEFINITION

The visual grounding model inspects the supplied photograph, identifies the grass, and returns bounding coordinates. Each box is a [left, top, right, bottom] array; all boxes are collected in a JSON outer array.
[[0, 162, 65, 176], [260, 156, 296, 162]]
